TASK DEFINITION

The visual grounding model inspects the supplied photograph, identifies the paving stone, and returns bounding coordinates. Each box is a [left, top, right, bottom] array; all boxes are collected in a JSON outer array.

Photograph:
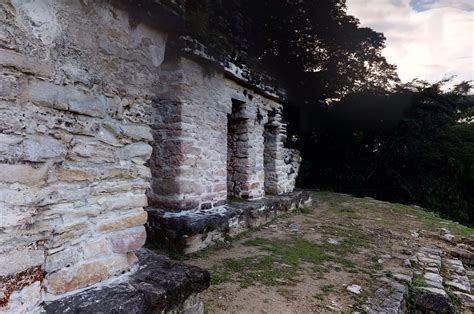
[[449, 247, 474, 266], [415, 287, 453, 313], [442, 234, 455, 242], [393, 273, 412, 283], [425, 267, 439, 273], [417, 256, 442, 267], [424, 272, 443, 283], [425, 280, 444, 289], [347, 284, 362, 294], [453, 292, 474, 308], [363, 279, 407, 313], [403, 259, 412, 267], [445, 276, 471, 293], [419, 247, 443, 256]]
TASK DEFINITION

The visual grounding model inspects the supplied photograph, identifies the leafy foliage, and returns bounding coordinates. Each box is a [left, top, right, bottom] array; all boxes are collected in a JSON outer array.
[[295, 81, 474, 223], [184, 0, 399, 105]]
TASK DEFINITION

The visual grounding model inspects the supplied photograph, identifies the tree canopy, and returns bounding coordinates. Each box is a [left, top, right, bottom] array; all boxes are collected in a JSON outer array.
[[185, 0, 399, 107]]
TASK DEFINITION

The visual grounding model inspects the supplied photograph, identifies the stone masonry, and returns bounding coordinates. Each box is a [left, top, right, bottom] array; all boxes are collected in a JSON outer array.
[[148, 56, 300, 211], [0, 0, 171, 311], [0, 0, 303, 312]]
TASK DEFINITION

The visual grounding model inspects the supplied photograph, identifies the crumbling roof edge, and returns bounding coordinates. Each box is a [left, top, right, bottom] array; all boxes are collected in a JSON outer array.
[[111, 0, 185, 33], [179, 36, 288, 103]]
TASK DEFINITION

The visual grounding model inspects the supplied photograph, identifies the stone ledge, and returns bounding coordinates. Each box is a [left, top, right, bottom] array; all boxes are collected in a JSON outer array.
[[146, 191, 312, 254], [42, 249, 210, 313]]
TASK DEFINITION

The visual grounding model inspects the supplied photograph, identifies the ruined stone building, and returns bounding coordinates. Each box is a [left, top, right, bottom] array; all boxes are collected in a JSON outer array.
[[0, 1, 310, 312]]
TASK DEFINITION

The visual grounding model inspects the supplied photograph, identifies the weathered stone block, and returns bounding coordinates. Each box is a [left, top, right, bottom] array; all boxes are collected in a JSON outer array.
[[0, 48, 52, 77], [98, 193, 148, 211], [43, 249, 210, 313], [91, 179, 149, 195], [97, 211, 148, 233], [103, 121, 153, 142], [56, 162, 150, 183], [0, 74, 18, 100], [69, 141, 116, 163], [45, 247, 82, 273], [117, 143, 153, 163], [0, 162, 49, 185], [0, 250, 44, 277], [45, 254, 135, 295], [21, 81, 108, 118], [110, 226, 147, 254], [81, 238, 110, 259], [45, 262, 108, 295], [23, 135, 66, 162], [11, 0, 60, 45], [1, 281, 43, 313], [0, 134, 23, 157]]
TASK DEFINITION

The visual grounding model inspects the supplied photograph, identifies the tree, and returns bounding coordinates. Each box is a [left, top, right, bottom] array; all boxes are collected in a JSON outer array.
[[297, 80, 474, 223], [184, 0, 399, 107]]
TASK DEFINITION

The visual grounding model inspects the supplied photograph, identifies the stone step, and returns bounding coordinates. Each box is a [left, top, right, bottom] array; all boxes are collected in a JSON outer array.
[[363, 278, 408, 313], [415, 287, 454, 313], [42, 249, 210, 313], [146, 191, 312, 254]]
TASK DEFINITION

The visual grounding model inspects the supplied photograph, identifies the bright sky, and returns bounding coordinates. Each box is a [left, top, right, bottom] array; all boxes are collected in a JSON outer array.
[[346, 0, 474, 85]]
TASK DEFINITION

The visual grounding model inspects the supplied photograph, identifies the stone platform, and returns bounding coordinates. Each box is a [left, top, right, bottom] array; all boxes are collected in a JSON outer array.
[[43, 249, 210, 313], [146, 191, 312, 254]]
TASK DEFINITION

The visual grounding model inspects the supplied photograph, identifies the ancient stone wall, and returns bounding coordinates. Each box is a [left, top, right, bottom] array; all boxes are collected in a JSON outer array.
[[149, 56, 288, 211], [1, 0, 302, 311], [0, 0, 166, 310]]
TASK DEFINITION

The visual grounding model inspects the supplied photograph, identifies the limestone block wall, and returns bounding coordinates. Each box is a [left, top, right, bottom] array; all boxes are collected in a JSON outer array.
[[150, 56, 278, 210], [0, 0, 166, 310]]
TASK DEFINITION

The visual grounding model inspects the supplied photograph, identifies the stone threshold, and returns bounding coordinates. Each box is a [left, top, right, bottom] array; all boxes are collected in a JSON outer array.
[[146, 190, 312, 254], [42, 249, 210, 313]]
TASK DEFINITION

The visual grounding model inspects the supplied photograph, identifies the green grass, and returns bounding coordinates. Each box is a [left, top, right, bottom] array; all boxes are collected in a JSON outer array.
[[446, 289, 462, 309], [313, 191, 474, 237], [210, 235, 362, 288], [297, 207, 313, 214], [321, 284, 334, 293], [406, 275, 428, 311]]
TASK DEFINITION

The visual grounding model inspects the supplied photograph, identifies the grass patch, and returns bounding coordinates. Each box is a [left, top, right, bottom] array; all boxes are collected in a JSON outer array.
[[210, 235, 363, 288], [446, 289, 462, 310], [406, 275, 427, 311], [313, 191, 474, 237], [298, 207, 313, 214], [321, 284, 334, 293]]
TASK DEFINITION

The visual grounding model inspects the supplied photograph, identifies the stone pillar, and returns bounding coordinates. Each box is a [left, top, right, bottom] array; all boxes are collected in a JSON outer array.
[[264, 109, 287, 194], [227, 100, 265, 200]]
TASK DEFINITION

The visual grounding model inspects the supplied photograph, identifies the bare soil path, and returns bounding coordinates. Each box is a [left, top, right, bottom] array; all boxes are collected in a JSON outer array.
[[182, 192, 474, 313]]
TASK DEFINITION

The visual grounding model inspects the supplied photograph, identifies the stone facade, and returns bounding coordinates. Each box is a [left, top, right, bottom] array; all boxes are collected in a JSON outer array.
[[0, 0, 166, 310], [148, 56, 300, 211], [0, 0, 302, 311]]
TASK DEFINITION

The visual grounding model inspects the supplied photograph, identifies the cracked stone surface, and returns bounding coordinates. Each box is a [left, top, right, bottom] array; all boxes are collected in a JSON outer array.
[[42, 249, 210, 313]]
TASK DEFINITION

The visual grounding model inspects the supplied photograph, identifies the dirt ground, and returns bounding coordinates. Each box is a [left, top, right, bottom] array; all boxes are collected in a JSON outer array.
[[183, 191, 474, 313]]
